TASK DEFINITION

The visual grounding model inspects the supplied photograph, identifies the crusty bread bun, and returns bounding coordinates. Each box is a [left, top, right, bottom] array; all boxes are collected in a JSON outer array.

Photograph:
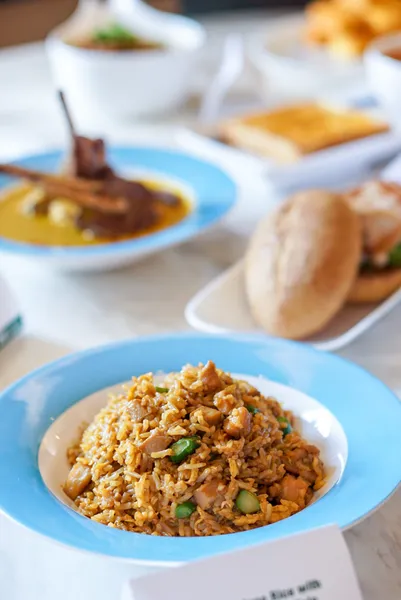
[[348, 268, 401, 303], [245, 190, 361, 339]]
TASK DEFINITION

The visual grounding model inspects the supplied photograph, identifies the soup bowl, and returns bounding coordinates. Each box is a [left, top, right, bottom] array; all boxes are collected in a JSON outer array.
[[46, 4, 205, 126]]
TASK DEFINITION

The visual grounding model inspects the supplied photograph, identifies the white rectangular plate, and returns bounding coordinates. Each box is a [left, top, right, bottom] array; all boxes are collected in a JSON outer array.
[[185, 260, 401, 352], [186, 109, 401, 193]]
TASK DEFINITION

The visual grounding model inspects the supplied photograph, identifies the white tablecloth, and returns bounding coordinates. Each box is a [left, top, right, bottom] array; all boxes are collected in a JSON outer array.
[[0, 10, 400, 600]]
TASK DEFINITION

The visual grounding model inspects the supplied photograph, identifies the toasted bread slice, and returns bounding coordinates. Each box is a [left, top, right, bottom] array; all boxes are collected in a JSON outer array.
[[219, 104, 389, 163], [345, 180, 401, 255]]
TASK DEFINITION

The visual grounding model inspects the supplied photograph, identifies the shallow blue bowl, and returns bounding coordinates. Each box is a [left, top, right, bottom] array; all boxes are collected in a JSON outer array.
[[0, 333, 400, 564], [0, 147, 236, 270]]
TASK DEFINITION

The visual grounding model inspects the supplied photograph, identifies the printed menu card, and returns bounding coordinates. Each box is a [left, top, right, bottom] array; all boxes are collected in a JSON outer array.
[[122, 525, 363, 600]]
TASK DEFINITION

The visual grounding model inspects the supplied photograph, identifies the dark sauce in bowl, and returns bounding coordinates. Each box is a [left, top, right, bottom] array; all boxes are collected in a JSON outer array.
[[69, 23, 164, 52]]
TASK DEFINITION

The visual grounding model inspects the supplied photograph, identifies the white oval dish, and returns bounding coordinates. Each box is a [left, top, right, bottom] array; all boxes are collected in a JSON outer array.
[[185, 260, 401, 352]]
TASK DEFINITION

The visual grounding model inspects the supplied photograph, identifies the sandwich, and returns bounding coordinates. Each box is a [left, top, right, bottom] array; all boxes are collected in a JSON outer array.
[[345, 180, 401, 303], [245, 190, 361, 339], [219, 103, 388, 163]]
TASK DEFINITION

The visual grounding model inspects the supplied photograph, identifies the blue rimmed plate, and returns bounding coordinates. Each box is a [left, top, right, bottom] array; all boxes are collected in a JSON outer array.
[[0, 147, 236, 271], [0, 333, 400, 564]]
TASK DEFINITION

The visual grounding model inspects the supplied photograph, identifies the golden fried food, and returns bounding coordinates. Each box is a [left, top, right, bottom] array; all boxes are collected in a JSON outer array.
[[333, 0, 371, 10], [366, 2, 401, 35], [327, 23, 375, 58], [305, 0, 401, 59], [305, 2, 340, 44]]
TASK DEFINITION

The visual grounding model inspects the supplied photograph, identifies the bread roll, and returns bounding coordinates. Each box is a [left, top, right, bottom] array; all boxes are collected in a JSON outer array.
[[245, 190, 361, 339], [348, 268, 401, 303]]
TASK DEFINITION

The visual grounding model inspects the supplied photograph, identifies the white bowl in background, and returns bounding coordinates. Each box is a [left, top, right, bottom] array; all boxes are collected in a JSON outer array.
[[365, 32, 401, 130], [249, 18, 363, 103], [45, 4, 205, 127]]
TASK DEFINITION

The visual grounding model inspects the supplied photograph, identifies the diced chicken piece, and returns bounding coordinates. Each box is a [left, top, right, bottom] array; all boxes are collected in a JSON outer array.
[[283, 447, 318, 484], [139, 430, 170, 455], [193, 480, 223, 510], [200, 361, 222, 393], [280, 474, 310, 508], [191, 406, 222, 427], [223, 407, 252, 439], [64, 462, 92, 500], [203, 407, 222, 426], [213, 392, 237, 415], [129, 402, 149, 422]]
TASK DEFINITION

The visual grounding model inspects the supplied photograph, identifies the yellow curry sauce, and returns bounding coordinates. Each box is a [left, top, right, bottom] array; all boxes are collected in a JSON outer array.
[[0, 181, 191, 247]]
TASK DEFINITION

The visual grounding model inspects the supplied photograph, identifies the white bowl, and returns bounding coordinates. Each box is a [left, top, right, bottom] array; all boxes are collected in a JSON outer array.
[[45, 8, 205, 126], [365, 32, 401, 130], [249, 19, 363, 102]]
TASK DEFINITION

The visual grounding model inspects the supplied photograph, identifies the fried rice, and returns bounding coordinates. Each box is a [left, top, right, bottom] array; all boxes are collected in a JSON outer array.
[[64, 361, 325, 536]]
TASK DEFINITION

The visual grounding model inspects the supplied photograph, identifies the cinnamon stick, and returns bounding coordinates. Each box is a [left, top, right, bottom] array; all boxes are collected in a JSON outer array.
[[0, 163, 127, 214], [0, 164, 101, 192]]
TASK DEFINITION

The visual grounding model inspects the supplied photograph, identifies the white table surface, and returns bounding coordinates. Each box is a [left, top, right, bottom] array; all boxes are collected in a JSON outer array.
[[0, 9, 400, 600]]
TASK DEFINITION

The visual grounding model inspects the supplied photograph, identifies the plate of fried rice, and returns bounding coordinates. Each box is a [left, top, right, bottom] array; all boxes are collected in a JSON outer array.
[[0, 333, 400, 564]]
